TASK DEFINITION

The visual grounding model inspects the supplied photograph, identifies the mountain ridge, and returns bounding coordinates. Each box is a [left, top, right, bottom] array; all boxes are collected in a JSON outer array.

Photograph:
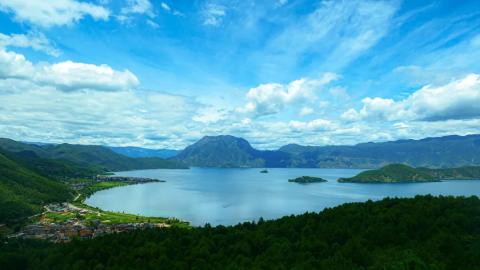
[[0, 138, 187, 174], [175, 134, 480, 168]]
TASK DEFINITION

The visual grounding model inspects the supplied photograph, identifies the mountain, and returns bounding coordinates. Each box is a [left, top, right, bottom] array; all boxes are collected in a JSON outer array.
[[338, 164, 437, 183], [0, 138, 187, 173], [280, 134, 480, 168], [5, 150, 102, 179], [109, 146, 180, 158], [0, 150, 72, 225], [174, 135, 290, 167], [339, 164, 480, 183], [174, 134, 480, 168]]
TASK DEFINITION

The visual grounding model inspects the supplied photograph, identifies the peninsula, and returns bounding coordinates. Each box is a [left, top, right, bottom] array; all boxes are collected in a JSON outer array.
[[338, 164, 480, 183]]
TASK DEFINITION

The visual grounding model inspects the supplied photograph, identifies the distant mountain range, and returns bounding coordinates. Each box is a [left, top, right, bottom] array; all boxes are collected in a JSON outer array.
[[3, 134, 480, 170], [173, 134, 480, 168], [0, 138, 187, 177], [108, 146, 179, 159]]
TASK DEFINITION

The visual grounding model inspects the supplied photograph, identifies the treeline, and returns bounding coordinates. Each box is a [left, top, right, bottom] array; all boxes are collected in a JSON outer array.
[[1, 195, 480, 269]]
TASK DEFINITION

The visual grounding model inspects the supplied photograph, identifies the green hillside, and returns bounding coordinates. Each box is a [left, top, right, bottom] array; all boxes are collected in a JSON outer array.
[[1, 196, 479, 269], [338, 164, 437, 183], [0, 138, 187, 173], [339, 164, 480, 183], [0, 152, 72, 225], [4, 150, 103, 179]]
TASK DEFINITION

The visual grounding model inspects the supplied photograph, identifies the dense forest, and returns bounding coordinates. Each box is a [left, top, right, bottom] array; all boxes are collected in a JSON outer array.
[[1, 195, 479, 269], [0, 151, 73, 225], [339, 164, 480, 183]]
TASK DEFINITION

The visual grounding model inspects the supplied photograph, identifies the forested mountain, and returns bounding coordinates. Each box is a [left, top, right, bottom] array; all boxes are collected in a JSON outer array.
[[339, 164, 480, 183], [109, 146, 179, 158], [2, 196, 479, 269], [280, 134, 480, 168], [175, 134, 480, 168], [173, 135, 290, 167], [338, 164, 437, 183], [0, 138, 187, 173], [0, 151, 72, 225]]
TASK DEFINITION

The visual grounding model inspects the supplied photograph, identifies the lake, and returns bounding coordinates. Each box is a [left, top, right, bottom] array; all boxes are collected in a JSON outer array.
[[85, 168, 480, 226]]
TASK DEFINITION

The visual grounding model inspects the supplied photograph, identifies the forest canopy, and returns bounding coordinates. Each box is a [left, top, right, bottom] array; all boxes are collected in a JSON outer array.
[[1, 195, 480, 270]]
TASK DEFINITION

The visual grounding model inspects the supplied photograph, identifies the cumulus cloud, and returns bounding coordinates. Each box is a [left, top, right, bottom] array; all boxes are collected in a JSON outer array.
[[0, 48, 138, 92], [0, 47, 205, 148], [0, 31, 60, 57], [0, 49, 34, 79], [238, 73, 338, 116], [202, 3, 226, 26], [344, 74, 480, 122], [0, 0, 110, 27], [0, 86, 199, 148]]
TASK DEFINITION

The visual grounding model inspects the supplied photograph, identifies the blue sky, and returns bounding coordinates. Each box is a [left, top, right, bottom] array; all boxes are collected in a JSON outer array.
[[0, 0, 480, 149]]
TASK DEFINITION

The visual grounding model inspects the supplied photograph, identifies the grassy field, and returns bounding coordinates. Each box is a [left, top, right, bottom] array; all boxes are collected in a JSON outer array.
[[56, 180, 191, 227]]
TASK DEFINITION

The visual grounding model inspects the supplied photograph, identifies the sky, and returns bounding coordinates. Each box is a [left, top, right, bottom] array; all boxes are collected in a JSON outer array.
[[0, 0, 480, 149]]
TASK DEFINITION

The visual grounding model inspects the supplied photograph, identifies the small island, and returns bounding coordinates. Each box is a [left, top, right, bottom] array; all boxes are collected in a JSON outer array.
[[289, 176, 327, 184], [260, 169, 269, 173], [338, 164, 480, 183]]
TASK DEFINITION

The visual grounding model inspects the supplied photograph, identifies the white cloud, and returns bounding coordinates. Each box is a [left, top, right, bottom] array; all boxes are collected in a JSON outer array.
[[146, 19, 159, 28], [299, 106, 314, 116], [0, 86, 199, 149], [160, 2, 171, 12], [345, 74, 480, 122], [192, 107, 227, 124], [0, 0, 110, 27], [121, 0, 154, 18], [0, 49, 201, 149], [0, 48, 138, 92], [203, 3, 226, 26], [341, 108, 361, 121], [0, 31, 60, 57], [239, 73, 338, 116], [0, 49, 34, 79], [288, 119, 335, 132], [265, 1, 398, 72], [37, 61, 139, 92], [276, 0, 288, 7]]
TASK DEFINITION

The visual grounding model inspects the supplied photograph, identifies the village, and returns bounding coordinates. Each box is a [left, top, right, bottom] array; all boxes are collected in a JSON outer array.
[[9, 175, 179, 243], [12, 202, 171, 243]]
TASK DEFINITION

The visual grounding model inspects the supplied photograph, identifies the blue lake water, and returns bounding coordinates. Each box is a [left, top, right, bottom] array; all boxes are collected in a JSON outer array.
[[86, 168, 480, 226]]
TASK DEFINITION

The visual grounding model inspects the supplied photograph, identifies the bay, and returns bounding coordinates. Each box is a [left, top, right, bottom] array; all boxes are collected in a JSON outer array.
[[85, 168, 480, 226]]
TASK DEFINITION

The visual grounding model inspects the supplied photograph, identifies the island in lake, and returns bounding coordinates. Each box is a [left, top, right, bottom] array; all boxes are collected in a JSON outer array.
[[338, 164, 480, 183], [288, 176, 328, 183]]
